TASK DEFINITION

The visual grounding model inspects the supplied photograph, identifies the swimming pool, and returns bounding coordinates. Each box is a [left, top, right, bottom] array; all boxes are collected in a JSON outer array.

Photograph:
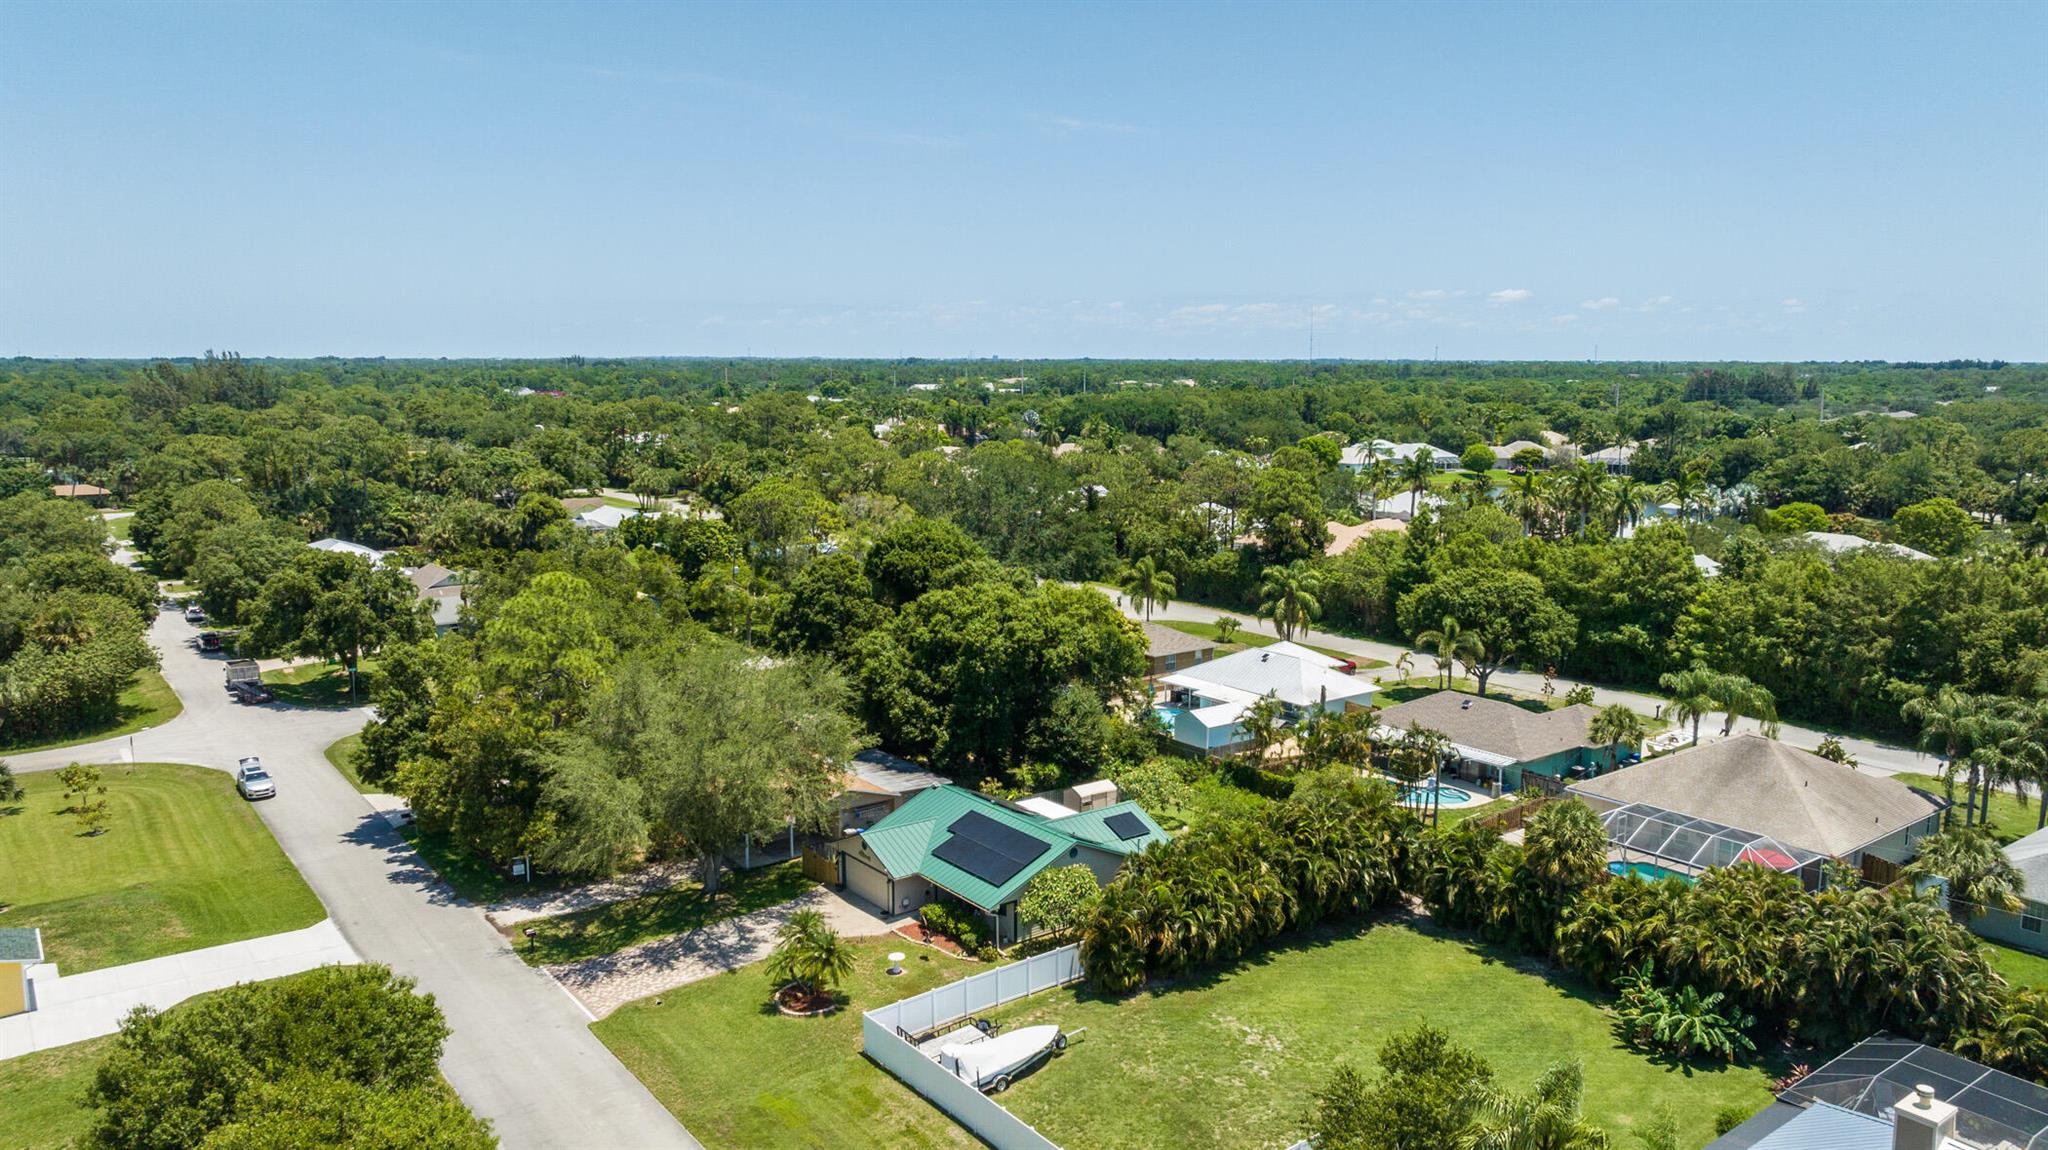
[[1152, 705, 1187, 728], [1398, 783, 1479, 808], [1608, 861, 1694, 883]]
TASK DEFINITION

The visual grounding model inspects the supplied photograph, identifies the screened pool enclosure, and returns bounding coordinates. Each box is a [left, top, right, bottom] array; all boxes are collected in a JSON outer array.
[[1585, 799, 1830, 887]]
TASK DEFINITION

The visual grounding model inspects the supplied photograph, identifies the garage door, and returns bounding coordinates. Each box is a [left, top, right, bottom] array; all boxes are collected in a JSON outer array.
[[842, 852, 894, 913]]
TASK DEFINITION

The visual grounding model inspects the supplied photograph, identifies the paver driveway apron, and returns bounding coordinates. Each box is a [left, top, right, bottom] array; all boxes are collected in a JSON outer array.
[[10, 612, 701, 1150]]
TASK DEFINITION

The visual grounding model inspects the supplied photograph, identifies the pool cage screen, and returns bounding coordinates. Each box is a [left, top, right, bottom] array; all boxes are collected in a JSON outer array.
[[1591, 800, 1829, 886]]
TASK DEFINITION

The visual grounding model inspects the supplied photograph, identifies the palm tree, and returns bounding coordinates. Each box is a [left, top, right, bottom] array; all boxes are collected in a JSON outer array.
[[1709, 673, 1778, 739], [1658, 468, 1710, 524], [1504, 469, 1549, 537], [1904, 686, 1982, 819], [1236, 694, 1288, 767], [1118, 555, 1176, 621], [1905, 826, 2025, 921], [1459, 1060, 1611, 1150], [1556, 459, 1611, 536], [1416, 615, 1482, 690], [1396, 450, 1437, 517], [1659, 665, 1720, 747], [1214, 614, 1241, 645], [1358, 455, 1394, 509], [1608, 476, 1651, 536], [765, 908, 857, 1003], [1257, 566, 1322, 641], [1589, 704, 1647, 773], [1391, 650, 1415, 682]]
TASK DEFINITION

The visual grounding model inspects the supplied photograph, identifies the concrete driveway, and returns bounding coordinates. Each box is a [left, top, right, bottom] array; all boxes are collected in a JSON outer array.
[[10, 610, 700, 1150]]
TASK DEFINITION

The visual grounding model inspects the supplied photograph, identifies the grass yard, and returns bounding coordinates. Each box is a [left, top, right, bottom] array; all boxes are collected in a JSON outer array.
[[1990, 942, 2048, 989], [594, 937, 985, 1150], [0, 668, 184, 755], [395, 823, 539, 905], [97, 514, 134, 543], [517, 861, 816, 965], [323, 732, 376, 794], [0, 1034, 115, 1150], [980, 920, 1778, 1150], [1889, 772, 2042, 845], [0, 763, 325, 972], [262, 659, 375, 708], [1155, 620, 1386, 669]]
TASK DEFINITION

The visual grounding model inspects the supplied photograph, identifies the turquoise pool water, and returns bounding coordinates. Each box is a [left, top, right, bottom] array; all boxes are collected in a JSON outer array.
[[1609, 861, 1694, 883], [1399, 784, 1476, 807], [1153, 705, 1187, 727]]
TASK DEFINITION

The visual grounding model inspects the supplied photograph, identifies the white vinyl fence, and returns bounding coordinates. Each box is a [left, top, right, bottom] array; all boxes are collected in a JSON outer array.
[[862, 945, 1084, 1150]]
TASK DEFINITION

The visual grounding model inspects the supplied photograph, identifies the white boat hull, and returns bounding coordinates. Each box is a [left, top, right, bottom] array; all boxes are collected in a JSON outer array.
[[939, 1024, 1062, 1088]]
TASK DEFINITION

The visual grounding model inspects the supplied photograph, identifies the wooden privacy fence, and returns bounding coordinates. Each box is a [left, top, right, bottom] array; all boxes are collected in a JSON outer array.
[[800, 847, 839, 885], [1472, 795, 1558, 833]]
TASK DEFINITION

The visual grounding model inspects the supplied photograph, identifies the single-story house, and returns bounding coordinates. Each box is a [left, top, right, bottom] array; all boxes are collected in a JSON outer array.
[[1340, 440, 1461, 471], [834, 785, 1167, 944], [1965, 825, 2048, 956], [560, 496, 608, 515], [1583, 444, 1635, 474], [308, 537, 386, 564], [1157, 641, 1374, 757], [574, 505, 653, 531], [1370, 492, 1449, 523], [1707, 1033, 2043, 1150], [1693, 553, 1723, 577], [835, 748, 950, 834], [50, 482, 110, 504], [1802, 531, 1934, 562], [1569, 734, 1946, 886], [1491, 440, 1549, 468], [0, 927, 42, 1018], [1324, 518, 1406, 555], [1141, 622, 1216, 678], [1374, 691, 1609, 791], [404, 563, 465, 632]]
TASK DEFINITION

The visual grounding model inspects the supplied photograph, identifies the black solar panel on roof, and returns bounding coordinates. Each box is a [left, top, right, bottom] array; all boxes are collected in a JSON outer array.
[[947, 811, 1047, 866], [1103, 811, 1150, 840], [933, 836, 1032, 888]]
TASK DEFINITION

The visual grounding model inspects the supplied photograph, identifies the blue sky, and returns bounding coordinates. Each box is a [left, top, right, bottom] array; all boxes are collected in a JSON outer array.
[[3, 1, 2043, 360]]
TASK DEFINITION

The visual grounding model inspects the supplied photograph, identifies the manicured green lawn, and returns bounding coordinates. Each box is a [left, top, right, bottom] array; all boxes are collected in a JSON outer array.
[[323, 732, 376, 794], [97, 514, 134, 543], [0, 668, 184, 755], [395, 823, 535, 905], [1889, 772, 2042, 844], [0, 1034, 115, 1150], [0, 764, 325, 972], [263, 659, 375, 708], [980, 921, 1778, 1150], [1155, 620, 1386, 668], [1989, 942, 2048, 989], [518, 861, 816, 965], [594, 937, 985, 1150]]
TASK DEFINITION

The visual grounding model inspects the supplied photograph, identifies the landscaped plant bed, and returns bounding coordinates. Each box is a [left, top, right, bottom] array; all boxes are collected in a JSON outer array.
[[893, 922, 970, 956], [773, 982, 843, 1017]]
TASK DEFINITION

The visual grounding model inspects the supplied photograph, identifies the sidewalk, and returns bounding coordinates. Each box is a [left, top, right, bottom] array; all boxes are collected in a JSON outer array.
[[0, 919, 360, 1059]]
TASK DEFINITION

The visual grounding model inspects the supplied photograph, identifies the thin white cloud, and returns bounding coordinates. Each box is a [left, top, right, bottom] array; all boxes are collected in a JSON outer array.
[[1581, 297, 1620, 311], [1782, 297, 1807, 314], [1034, 114, 1140, 135], [1488, 288, 1533, 304], [1551, 314, 1580, 325]]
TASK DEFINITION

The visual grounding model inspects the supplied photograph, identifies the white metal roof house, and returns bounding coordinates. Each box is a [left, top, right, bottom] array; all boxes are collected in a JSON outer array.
[[308, 537, 386, 564], [1156, 642, 1374, 757], [573, 505, 656, 531], [1801, 531, 1935, 562], [1341, 440, 1461, 471], [1371, 491, 1448, 522]]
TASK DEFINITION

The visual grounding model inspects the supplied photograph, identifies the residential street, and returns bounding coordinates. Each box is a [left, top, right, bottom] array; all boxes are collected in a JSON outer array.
[[10, 611, 700, 1150], [1105, 590, 1941, 779]]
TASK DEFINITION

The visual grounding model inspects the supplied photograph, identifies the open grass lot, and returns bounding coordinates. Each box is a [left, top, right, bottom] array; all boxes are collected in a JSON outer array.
[[980, 920, 1778, 1150], [1155, 619, 1386, 669], [0, 668, 183, 755], [323, 732, 375, 794], [262, 658, 375, 708], [517, 861, 816, 965], [1990, 942, 2048, 989], [0, 1034, 115, 1150], [593, 937, 985, 1150], [0, 763, 325, 972], [1890, 772, 2042, 845]]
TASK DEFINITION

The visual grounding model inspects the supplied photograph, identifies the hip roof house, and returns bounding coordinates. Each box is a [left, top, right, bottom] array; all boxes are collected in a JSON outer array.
[[1962, 825, 2048, 958], [835, 785, 1166, 946], [1374, 690, 1608, 791], [1156, 641, 1373, 757]]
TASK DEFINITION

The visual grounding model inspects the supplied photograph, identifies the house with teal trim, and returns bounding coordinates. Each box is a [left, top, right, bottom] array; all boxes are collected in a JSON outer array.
[[1967, 825, 2048, 956], [1156, 641, 1375, 758], [1374, 690, 1609, 792], [833, 785, 1167, 946]]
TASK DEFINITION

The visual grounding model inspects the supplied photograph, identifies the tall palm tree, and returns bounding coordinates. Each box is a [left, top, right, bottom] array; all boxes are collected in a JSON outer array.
[[1257, 565, 1323, 641], [1504, 469, 1549, 537], [1589, 704, 1647, 773], [1658, 665, 1721, 747], [1658, 468, 1710, 524], [1904, 686, 1982, 820], [1557, 459, 1612, 536], [1359, 455, 1394, 509], [1117, 555, 1176, 621], [1709, 673, 1778, 738], [1235, 694, 1288, 767], [1608, 476, 1651, 536], [1416, 615, 1483, 690], [1397, 450, 1437, 517]]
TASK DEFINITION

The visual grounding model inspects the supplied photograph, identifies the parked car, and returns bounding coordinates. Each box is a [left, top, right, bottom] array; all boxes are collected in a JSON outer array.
[[236, 758, 275, 800], [228, 679, 275, 705], [198, 631, 223, 652], [183, 605, 206, 624]]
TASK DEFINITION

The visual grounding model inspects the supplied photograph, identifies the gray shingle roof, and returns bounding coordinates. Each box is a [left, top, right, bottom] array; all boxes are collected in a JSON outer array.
[[1142, 622, 1215, 659], [1374, 691, 1600, 763], [2006, 826, 2048, 899], [1570, 735, 1944, 858]]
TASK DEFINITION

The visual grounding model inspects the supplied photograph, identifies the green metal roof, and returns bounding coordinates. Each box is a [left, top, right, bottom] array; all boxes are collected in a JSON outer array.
[[855, 787, 1165, 910], [0, 927, 44, 964]]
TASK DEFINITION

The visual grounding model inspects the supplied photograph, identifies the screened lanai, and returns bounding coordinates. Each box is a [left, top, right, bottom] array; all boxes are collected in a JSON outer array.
[[1590, 799, 1829, 887]]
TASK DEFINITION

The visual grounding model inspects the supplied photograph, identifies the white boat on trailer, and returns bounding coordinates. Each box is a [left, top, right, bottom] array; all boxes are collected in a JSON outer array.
[[938, 1023, 1071, 1092]]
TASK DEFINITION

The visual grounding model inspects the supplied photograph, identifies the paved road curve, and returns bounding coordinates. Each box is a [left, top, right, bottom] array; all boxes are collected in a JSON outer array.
[[1107, 589, 1942, 779], [11, 611, 700, 1150]]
